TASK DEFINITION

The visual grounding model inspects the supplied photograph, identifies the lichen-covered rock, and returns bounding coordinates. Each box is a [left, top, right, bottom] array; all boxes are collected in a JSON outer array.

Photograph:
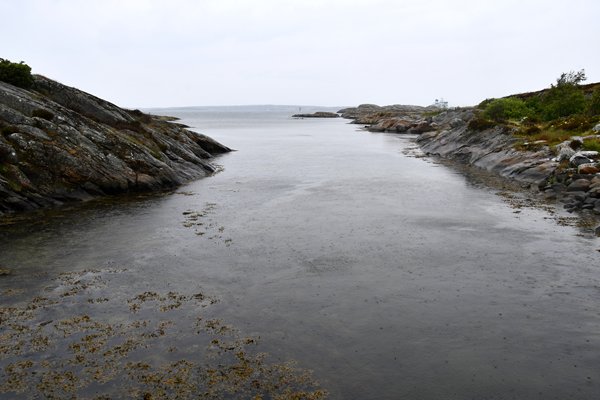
[[0, 76, 230, 215], [555, 142, 576, 162], [570, 153, 593, 167]]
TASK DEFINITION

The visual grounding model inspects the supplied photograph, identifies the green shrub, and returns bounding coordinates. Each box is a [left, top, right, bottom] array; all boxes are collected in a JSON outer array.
[[587, 88, 600, 116], [477, 98, 494, 110], [0, 58, 34, 89], [483, 97, 531, 122], [539, 70, 587, 121], [540, 85, 586, 120], [524, 96, 543, 116]]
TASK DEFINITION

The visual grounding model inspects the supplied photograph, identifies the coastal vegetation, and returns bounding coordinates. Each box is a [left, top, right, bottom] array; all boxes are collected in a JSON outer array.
[[475, 70, 600, 147], [0, 58, 34, 89]]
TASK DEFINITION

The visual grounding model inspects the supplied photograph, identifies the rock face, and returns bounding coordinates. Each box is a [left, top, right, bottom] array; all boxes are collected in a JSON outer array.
[[0, 75, 230, 215], [416, 110, 559, 185]]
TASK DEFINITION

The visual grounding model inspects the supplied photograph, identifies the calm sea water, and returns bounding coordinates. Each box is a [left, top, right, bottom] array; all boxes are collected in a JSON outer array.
[[1, 106, 599, 399]]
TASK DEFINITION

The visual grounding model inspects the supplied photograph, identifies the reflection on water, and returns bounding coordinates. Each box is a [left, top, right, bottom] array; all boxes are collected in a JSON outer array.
[[1, 108, 599, 399]]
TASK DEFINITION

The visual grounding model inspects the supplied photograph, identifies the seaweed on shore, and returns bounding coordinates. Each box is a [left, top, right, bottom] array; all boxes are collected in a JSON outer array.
[[0, 269, 327, 399]]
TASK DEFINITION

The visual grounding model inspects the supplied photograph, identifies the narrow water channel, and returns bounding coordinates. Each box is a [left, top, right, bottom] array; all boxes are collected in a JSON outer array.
[[1, 107, 599, 399]]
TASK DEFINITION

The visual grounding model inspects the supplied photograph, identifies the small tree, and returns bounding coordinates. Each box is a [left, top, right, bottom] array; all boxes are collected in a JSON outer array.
[[0, 58, 34, 89], [555, 70, 586, 87], [540, 70, 586, 120]]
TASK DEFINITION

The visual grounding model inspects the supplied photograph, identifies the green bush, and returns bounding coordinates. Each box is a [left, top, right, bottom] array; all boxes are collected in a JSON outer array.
[[0, 58, 34, 89], [587, 88, 600, 116], [539, 70, 587, 120], [477, 98, 494, 110], [540, 84, 586, 120], [483, 97, 531, 122]]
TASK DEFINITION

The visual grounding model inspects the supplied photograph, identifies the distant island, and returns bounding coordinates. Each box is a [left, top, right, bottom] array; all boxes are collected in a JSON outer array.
[[292, 111, 340, 118], [0, 59, 230, 215]]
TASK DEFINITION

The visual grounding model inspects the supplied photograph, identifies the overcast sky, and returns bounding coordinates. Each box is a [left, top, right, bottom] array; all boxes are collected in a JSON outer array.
[[2, 0, 599, 108]]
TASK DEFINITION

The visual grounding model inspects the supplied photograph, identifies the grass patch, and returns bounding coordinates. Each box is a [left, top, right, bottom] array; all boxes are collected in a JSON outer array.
[[582, 138, 600, 152], [514, 128, 573, 146]]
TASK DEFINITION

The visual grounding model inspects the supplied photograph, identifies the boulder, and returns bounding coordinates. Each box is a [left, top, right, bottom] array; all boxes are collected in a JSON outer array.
[[555, 143, 576, 161], [595, 225, 600, 237], [566, 179, 591, 192], [588, 186, 600, 198], [578, 151, 599, 159], [577, 164, 600, 174], [369, 117, 414, 133], [570, 152, 593, 167], [408, 120, 434, 134], [593, 123, 600, 133]]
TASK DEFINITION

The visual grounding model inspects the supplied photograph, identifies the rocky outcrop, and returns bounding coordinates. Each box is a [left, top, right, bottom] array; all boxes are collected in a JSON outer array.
[[292, 111, 339, 118], [543, 144, 600, 214], [416, 109, 559, 185], [0, 75, 230, 215], [417, 111, 600, 214], [338, 103, 443, 133], [346, 103, 600, 218]]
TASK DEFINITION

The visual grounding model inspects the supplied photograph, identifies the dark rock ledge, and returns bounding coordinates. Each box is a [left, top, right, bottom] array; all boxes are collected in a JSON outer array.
[[0, 75, 230, 215]]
